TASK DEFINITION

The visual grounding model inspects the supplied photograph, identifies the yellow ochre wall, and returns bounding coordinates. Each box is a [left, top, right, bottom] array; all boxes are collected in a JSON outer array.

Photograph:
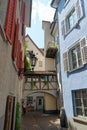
[[44, 93, 57, 110]]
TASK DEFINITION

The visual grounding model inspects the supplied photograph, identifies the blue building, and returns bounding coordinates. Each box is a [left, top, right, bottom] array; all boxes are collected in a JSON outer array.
[[51, 0, 87, 130]]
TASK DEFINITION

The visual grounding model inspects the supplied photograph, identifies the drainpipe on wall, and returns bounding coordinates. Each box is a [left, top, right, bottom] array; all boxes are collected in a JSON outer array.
[[50, 5, 64, 109]]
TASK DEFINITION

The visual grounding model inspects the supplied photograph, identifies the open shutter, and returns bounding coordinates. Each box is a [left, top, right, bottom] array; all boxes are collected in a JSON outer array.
[[22, 1, 25, 24], [10, 0, 17, 43], [5, 0, 17, 44], [16, 41, 21, 70], [12, 19, 19, 60], [21, 0, 25, 36], [80, 37, 87, 64], [63, 51, 69, 71], [61, 20, 66, 36], [75, 0, 83, 20]]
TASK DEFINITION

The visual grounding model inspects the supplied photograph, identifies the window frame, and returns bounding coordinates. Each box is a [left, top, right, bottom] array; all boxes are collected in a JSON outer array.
[[63, 37, 87, 72], [68, 42, 83, 71], [62, 0, 83, 36], [27, 96, 33, 105], [72, 89, 87, 117], [39, 61, 43, 67], [66, 8, 78, 33]]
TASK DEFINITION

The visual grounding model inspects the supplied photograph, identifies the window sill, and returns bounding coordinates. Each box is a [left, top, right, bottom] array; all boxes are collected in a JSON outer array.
[[73, 117, 87, 125], [68, 64, 84, 73]]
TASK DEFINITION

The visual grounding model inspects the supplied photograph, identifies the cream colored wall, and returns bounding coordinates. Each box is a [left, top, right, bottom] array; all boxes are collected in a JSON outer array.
[[0, 0, 32, 129], [42, 21, 55, 71], [44, 93, 57, 110], [25, 37, 45, 71]]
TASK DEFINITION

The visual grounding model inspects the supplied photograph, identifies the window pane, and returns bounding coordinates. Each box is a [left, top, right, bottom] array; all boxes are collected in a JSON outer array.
[[69, 15, 73, 29], [84, 108, 87, 116], [67, 9, 77, 32], [75, 91, 81, 98], [76, 108, 83, 115], [71, 48, 77, 69], [82, 90, 87, 98], [83, 99, 87, 107], [75, 99, 82, 106], [73, 11, 77, 25]]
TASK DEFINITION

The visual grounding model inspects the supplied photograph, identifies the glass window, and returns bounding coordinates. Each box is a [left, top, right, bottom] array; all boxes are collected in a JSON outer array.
[[27, 96, 33, 105], [66, 9, 77, 32], [73, 89, 87, 116], [69, 43, 82, 71], [39, 61, 43, 67], [38, 99, 42, 105]]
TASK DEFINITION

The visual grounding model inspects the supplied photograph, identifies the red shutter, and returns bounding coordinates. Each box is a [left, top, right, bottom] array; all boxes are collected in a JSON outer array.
[[16, 41, 21, 70], [21, 0, 25, 37], [17, 44, 24, 80], [21, 1, 25, 24], [13, 19, 19, 60], [5, 0, 17, 44], [10, 0, 17, 43]]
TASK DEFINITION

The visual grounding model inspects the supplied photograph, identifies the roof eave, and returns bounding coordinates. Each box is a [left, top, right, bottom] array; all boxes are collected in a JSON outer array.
[[51, 0, 60, 8]]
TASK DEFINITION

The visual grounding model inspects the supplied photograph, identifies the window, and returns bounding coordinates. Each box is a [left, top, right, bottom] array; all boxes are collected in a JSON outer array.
[[66, 9, 77, 32], [39, 61, 43, 67], [69, 44, 82, 71], [65, 0, 69, 4], [72, 89, 87, 116], [38, 99, 42, 105], [5, 0, 17, 44], [61, 0, 83, 36], [63, 37, 87, 72], [27, 96, 33, 105]]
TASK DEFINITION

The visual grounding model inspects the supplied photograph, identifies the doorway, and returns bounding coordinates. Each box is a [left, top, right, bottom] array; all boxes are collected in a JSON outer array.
[[36, 97, 44, 110]]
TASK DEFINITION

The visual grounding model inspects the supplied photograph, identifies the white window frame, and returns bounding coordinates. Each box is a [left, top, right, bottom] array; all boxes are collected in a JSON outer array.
[[63, 37, 87, 72], [66, 8, 78, 33], [39, 61, 43, 67], [69, 42, 83, 71], [62, 0, 83, 36], [73, 89, 87, 117]]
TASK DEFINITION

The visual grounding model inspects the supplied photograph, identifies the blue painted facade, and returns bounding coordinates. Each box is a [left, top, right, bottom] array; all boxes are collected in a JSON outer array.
[[51, 0, 87, 129], [58, 0, 87, 117]]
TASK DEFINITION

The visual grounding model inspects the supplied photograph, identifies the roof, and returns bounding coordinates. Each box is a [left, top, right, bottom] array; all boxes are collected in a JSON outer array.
[[25, 34, 44, 56]]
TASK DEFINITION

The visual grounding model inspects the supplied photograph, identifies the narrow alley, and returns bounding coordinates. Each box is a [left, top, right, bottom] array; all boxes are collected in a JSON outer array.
[[22, 111, 68, 130]]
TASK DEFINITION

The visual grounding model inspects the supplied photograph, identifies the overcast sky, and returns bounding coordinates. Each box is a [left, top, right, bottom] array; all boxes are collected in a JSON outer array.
[[26, 0, 55, 48]]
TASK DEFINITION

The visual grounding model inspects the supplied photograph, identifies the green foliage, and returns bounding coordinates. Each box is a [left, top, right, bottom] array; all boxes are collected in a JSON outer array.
[[24, 40, 31, 71], [15, 102, 21, 130], [26, 57, 31, 70], [48, 41, 58, 49], [24, 41, 28, 56]]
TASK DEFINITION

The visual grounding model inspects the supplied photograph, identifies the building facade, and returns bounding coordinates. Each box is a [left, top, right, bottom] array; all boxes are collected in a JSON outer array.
[[0, 0, 32, 129], [23, 33, 58, 113], [51, 0, 87, 130]]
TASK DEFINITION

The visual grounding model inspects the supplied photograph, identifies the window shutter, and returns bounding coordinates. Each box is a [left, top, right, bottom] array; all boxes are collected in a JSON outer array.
[[13, 19, 19, 60], [80, 37, 87, 64], [61, 20, 66, 36], [10, 0, 17, 43], [63, 51, 69, 71], [17, 41, 21, 70], [21, 0, 25, 36], [5, 0, 17, 44], [75, 0, 83, 20], [21, 0, 25, 24]]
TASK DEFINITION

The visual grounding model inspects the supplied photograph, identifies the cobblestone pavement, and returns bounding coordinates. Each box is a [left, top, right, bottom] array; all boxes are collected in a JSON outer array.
[[22, 111, 68, 130]]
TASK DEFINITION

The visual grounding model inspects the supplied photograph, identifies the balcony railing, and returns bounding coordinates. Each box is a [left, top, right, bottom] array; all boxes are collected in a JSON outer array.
[[46, 41, 58, 58]]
